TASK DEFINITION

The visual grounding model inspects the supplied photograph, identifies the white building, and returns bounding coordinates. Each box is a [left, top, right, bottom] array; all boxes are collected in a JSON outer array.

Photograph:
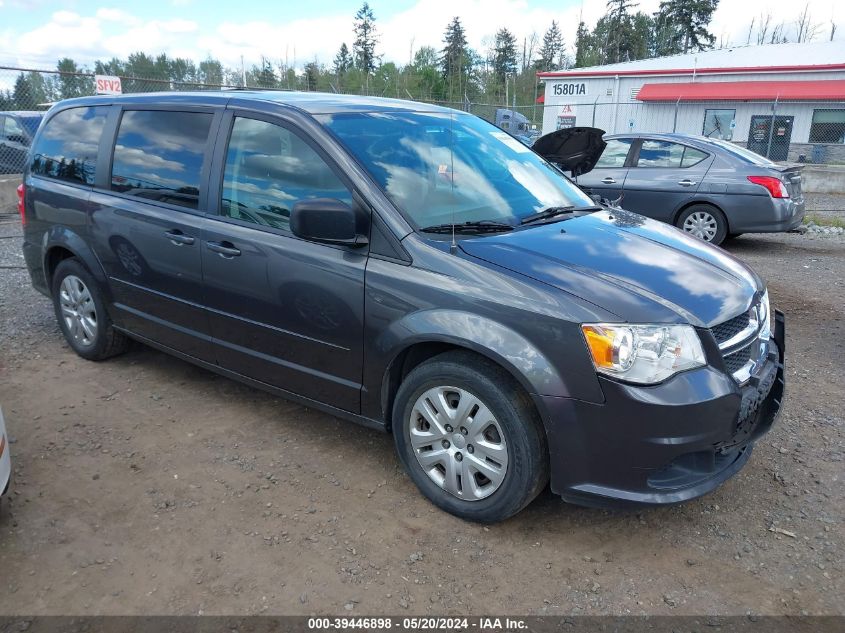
[[537, 41, 845, 162]]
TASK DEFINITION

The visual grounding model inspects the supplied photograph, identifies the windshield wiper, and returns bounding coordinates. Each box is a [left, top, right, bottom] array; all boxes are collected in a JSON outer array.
[[520, 205, 603, 226], [420, 220, 515, 234]]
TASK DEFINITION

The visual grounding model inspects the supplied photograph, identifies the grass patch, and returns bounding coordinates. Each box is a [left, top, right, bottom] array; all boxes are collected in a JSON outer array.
[[804, 214, 845, 228]]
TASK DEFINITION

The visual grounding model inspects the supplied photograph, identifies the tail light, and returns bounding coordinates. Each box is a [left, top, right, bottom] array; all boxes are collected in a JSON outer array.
[[16, 183, 26, 226], [747, 175, 789, 198]]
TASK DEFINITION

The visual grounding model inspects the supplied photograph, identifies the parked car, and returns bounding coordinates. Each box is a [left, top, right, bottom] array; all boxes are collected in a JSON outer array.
[[0, 407, 10, 502], [533, 127, 805, 246], [0, 111, 43, 174], [20, 93, 785, 522]]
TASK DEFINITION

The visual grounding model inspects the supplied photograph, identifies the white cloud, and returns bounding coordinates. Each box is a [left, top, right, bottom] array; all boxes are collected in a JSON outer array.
[[0, 0, 841, 73]]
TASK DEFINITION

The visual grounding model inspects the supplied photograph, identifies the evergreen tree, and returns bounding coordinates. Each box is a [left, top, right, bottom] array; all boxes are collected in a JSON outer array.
[[333, 43, 353, 75], [304, 61, 319, 91], [574, 21, 593, 67], [353, 2, 379, 75], [440, 17, 469, 80], [654, 0, 719, 54], [56, 57, 86, 99], [606, 0, 638, 63], [254, 57, 277, 88], [491, 28, 518, 82], [198, 57, 224, 86], [536, 20, 564, 72]]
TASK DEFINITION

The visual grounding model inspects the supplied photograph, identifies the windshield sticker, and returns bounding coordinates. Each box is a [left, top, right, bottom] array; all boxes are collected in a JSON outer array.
[[491, 131, 531, 153]]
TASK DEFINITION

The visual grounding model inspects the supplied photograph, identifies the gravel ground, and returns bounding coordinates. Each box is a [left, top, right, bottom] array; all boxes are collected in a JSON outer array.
[[0, 213, 842, 617]]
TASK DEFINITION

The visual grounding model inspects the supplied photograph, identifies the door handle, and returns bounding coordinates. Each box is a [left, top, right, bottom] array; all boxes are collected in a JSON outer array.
[[206, 241, 241, 258], [164, 230, 195, 246], [601, 177, 616, 184], [678, 179, 697, 187]]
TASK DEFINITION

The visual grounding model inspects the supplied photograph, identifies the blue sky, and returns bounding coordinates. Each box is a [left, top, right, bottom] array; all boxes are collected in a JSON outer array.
[[0, 0, 841, 71]]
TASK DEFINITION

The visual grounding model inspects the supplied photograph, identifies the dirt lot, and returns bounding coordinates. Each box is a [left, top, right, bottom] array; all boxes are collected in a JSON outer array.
[[0, 213, 842, 617]]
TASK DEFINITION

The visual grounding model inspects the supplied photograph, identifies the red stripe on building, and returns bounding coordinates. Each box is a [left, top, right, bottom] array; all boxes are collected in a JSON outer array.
[[635, 79, 845, 101]]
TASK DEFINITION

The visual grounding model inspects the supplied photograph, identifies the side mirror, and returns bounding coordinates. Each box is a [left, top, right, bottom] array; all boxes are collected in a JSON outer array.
[[290, 198, 368, 247]]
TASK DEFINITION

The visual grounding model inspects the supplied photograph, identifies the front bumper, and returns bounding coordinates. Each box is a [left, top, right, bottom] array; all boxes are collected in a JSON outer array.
[[538, 310, 785, 507]]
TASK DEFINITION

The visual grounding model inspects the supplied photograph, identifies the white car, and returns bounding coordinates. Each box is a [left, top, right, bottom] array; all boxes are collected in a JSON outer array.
[[0, 407, 10, 499]]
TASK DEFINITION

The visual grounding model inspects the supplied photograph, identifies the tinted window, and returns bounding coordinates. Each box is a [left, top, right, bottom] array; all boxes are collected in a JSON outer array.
[[595, 139, 632, 168], [321, 112, 594, 228], [30, 106, 108, 186], [681, 147, 708, 167], [221, 117, 351, 231], [111, 110, 212, 210], [4, 116, 24, 139], [635, 140, 686, 167]]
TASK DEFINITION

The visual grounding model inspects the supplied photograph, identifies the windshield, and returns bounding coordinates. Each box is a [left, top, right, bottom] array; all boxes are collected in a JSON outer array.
[[703, 138, 777, 166], [319, 111, 594, 229]]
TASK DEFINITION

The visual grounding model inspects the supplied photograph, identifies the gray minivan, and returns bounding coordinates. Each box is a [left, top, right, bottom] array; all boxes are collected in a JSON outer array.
[[533, 128, 805, 245], [20, 92, 785, 522]]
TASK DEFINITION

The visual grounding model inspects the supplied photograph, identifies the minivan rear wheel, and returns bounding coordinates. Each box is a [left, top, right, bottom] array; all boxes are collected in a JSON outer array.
[[677, 204, 728, 246], [392, 351, 549, 523], [52, 258, 129, 361]]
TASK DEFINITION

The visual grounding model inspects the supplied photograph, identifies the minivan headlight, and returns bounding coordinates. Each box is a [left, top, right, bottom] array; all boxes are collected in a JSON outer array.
[[759, 289, 771, 340], [581, 323, 706, 384]]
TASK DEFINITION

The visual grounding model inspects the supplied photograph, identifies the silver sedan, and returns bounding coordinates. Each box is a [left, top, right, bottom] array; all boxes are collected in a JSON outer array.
[[534, 128, 805, 246]]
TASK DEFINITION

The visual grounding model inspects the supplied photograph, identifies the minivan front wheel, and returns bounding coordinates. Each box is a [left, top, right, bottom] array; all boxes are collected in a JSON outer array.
[[52, 258, 129, 361], [677, 204, 728, 245], [393, 351, 549, 523]]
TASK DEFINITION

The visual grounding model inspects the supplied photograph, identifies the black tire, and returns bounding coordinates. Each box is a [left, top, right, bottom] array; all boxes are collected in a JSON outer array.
[[51, 258, 129, 361], [676, 204, 729, 246], [392, 350, 549, 523]]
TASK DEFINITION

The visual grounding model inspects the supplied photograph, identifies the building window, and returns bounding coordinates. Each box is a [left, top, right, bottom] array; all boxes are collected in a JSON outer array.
[[809, 110, 845, 143], [703, 109, 735, 140]]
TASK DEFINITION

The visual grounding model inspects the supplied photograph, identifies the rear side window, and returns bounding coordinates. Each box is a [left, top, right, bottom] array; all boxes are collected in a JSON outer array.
[[30, 106, 108, 186], [636, 140, 685, 167], [681, 147, 708, 167], [595, 139, 632, 168], [111, 110, 213, 210]]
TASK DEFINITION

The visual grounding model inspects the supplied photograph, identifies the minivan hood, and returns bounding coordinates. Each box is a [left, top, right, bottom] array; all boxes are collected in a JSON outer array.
[[460, 210, 762, 327], [532, 127, 606, 176]]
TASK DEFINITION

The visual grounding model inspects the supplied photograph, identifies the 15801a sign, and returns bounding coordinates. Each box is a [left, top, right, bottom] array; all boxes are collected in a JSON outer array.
[[552, 82, 587, 96]]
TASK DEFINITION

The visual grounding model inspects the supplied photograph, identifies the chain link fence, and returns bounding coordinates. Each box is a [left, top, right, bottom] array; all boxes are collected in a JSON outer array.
[[537, 98, 845, 165], [3, 65, 845, 174]]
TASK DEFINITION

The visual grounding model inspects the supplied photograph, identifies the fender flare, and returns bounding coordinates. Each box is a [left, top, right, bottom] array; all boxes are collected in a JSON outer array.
[[375, 309, 570, 401], [42, 226, 112, 300]]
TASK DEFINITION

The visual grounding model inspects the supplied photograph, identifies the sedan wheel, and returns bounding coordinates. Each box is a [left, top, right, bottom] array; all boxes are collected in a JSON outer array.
[[682, 210, 719, 242], [59, 275, 98, 347], [676, 204, 728, 246], [409, 386, 508, 501]]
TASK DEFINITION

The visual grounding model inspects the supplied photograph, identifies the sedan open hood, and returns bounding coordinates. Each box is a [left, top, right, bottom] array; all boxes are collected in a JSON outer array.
[[532, 127, 607, 176]]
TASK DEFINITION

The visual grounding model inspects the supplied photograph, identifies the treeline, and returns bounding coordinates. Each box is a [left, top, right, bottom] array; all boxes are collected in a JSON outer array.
[[4, 0, 832, 112]]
